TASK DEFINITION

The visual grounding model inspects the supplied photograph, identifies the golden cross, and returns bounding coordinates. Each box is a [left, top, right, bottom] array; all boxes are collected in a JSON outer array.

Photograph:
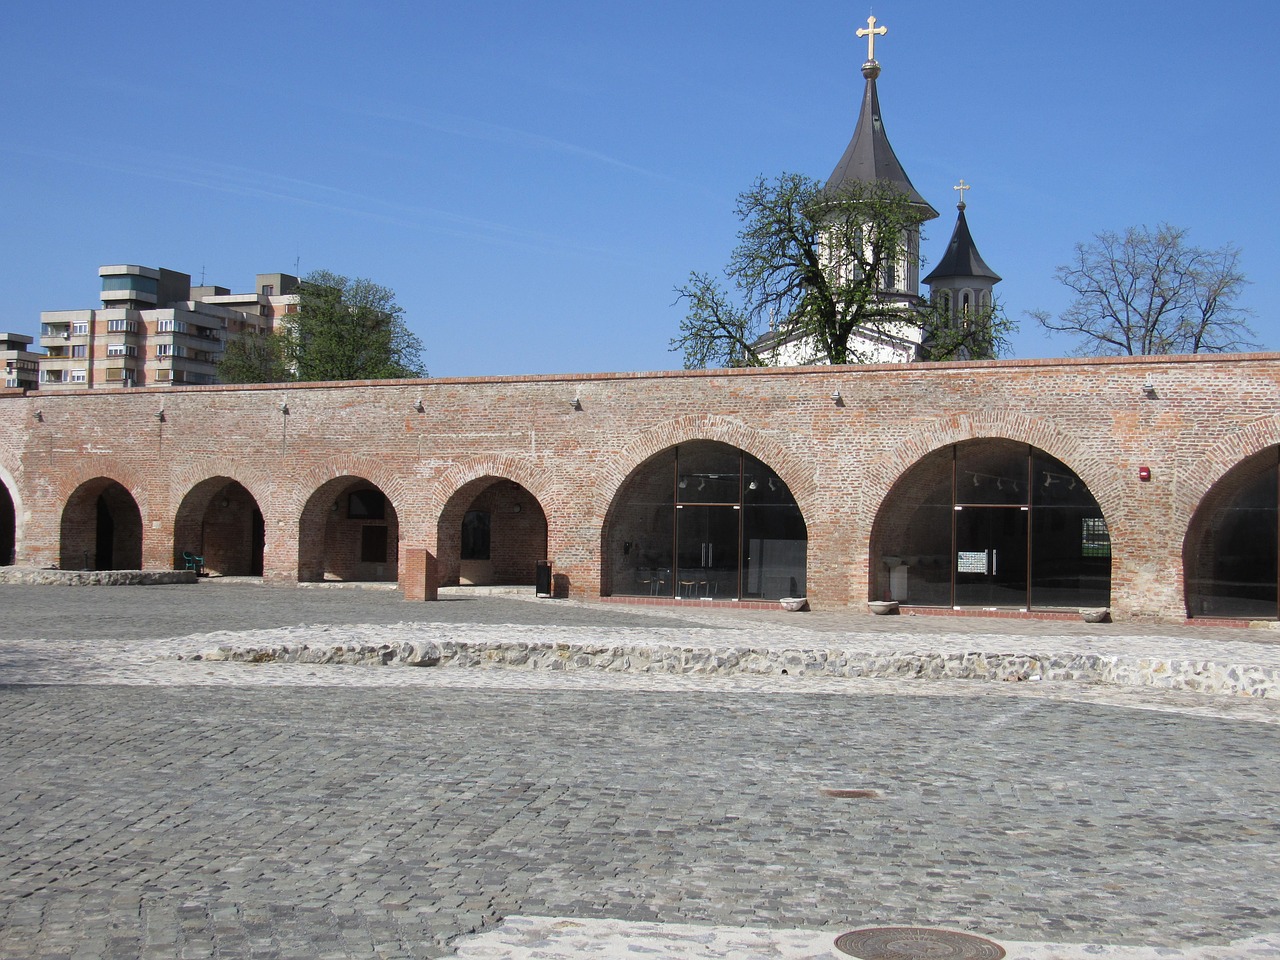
[[954, 179, 971, 208], [857, 15, 887, 62]]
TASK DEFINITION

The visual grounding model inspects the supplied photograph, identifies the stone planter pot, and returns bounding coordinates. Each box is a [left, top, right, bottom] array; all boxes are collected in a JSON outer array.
[[1080, 607, 1111, 623], [779, 597, 808, 612], [868, 600, 900, 615]]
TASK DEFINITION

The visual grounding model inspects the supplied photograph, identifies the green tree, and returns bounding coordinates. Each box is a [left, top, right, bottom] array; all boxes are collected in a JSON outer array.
[[217, 270, 425, 384], [1031, 224, 1256, 356], [217, 330, 290, 384], [672, 173, 931, 368], [284, 270, 426, 381]]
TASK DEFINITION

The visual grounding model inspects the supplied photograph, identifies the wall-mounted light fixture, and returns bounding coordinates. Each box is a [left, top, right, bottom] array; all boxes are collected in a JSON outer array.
[[154, 408, 166, 422], [414, 397, 425, 413], [32, 410, 42, 422], [831, 390, 843, 405], [569, 394, 582, 411], [279, 401, 289, 415], [1138, 465, 1152, 482], [1142, 381, 1157, 399]]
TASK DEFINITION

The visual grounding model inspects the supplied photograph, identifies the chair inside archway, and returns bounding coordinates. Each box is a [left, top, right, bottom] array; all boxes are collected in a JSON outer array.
[[436, 478, 547, 587], [602, 441, 807, 601], [1184, 447, 1278, 619], [298, 477, 399, 583], [59, 478, 143, 571], [870, 439, 1111, 610], [173, 478, 264, 576]]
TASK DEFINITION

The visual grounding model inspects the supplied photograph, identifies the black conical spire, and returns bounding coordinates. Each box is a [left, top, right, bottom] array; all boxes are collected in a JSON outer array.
[[924, 200, 1001, 284], [825, 59, 937, 218]]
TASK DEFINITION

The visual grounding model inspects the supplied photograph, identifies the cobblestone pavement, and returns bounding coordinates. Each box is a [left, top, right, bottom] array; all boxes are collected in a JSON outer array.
[[1, 583, 1279, 959]]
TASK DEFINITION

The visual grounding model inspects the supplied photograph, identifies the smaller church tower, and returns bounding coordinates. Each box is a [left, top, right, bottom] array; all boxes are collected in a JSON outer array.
[[923, 181, 1001, 322]]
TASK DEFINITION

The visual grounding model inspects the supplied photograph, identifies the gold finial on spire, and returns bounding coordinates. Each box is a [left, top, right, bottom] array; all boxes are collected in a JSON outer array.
[[857, 15, 887, 63], [954, 179, 971, 210]]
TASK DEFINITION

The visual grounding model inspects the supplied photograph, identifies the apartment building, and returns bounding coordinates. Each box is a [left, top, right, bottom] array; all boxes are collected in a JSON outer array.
[[1, 333, 41, 390], [38, 265, 297, 390]]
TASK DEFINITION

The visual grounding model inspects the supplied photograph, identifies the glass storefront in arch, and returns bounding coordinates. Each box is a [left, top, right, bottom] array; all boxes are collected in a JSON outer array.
[[871, 439, 1111, 610], [1185, 448, 1279, 619], [606, 441, 807, 601]]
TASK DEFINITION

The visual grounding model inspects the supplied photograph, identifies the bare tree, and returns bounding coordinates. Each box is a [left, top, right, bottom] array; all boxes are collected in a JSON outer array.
[[1031, 224, 1256, 356]]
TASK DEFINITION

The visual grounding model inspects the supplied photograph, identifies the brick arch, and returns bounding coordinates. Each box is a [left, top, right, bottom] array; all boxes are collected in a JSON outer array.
[[1179, 422, 1280, 619], [288, 456, 419, 528], [425, 455, 559, 527], [0, 454, 23, 566], [51, 462, 151, 521], [866, 425, 1115, 609], [1174, 414, 1280, 524], [168, 462, 274, 523], [594, 418, 815, 601], [172, 476, 265, 576], [860, 411, 1120, 531], [588, 415, 819, 531], [427, 456, 556, 588], [60, 475, 144, 571], [297, 470, 405, 584]]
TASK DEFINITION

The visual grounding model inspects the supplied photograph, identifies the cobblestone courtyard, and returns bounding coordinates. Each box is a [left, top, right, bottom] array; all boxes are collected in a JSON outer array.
[[1, 584, 1279, 959]]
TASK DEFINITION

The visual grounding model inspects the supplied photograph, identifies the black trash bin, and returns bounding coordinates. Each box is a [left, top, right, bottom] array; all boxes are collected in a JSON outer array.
[[535, 560, 553, 598]]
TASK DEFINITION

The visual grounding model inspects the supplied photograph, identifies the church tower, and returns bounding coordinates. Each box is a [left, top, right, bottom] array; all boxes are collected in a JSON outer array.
[[825, 16, 938, 306], [923, 182, 1002, 323]]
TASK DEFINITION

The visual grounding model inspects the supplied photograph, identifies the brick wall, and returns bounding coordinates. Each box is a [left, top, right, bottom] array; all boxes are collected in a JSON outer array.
[[4, 353, 1280, 620]]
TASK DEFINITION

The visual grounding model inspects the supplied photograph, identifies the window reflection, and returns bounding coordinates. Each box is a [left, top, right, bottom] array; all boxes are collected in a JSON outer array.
[[1186, 452, 1278, 619], [608, 443, 806, 601], [874, 441, 1110, 610]]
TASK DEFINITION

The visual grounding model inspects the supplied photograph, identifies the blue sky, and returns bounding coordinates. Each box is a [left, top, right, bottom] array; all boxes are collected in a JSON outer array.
[[2, 1, 1277, 377]]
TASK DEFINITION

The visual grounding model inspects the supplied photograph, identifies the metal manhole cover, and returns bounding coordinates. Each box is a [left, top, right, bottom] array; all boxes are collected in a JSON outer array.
[[834, 927, 1005, 959]]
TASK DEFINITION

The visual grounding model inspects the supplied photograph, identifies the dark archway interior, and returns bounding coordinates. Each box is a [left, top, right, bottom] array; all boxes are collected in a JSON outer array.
[[603, 441, 807, 601], [0, 482, 14, 565], [437, 478, 548, 586], [870, 440, 1110, 610], [173, 479, 264, 576], [1185, 448, 1278, 619], [298, 478, 399, 583], [60, 479, 143, 571]]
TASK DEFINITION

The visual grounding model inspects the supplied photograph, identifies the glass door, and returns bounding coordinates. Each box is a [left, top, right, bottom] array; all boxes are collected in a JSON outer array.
[[954, 506, 1028, 608], [676, 505, 740, 599]]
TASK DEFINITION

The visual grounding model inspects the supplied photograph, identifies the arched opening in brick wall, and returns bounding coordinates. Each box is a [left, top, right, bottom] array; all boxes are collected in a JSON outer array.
[[870, 439, 1111, 610], [298, 477, 399, 583], [602, 441, 807, 601], [0, 481, 14, 565], [173, 478, 265, 576], [436, 478, 547, 587], [59, 478, 143, 571], [1184, 447, 1279, 619]]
